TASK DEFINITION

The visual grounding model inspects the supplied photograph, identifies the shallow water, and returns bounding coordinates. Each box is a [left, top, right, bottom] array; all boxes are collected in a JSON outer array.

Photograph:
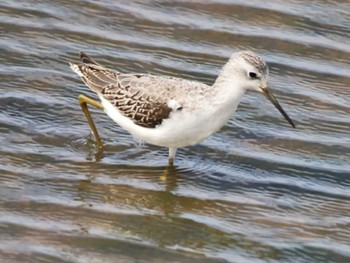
[[1, 1, 350, 262]]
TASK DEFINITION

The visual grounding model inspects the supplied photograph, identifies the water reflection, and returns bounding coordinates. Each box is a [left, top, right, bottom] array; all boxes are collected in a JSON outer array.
[[1, 0, 350, 262]]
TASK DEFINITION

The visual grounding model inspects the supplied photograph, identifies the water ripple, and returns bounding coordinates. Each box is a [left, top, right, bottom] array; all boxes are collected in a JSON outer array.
[[1, 0, 350, 262]]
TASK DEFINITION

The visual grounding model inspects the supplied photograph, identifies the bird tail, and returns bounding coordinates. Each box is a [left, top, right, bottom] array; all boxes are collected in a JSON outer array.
[[69, 62, 83, 77], [69, 51, 118, 93], [79, 51, 99, 65], [69, 51, 99, 76]]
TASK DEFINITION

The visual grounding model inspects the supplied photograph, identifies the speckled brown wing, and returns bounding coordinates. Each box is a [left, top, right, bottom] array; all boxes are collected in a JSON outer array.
[[101, 82, 173, 128], [71, 52, 193, 128], [73, 63, 120, 93]]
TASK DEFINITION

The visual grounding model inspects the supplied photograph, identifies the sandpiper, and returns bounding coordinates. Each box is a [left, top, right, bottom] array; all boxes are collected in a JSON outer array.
[[70, 51, 295, 165]]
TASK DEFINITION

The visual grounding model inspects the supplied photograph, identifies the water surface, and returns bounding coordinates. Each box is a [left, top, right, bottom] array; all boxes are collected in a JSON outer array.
[[1, 1, 350, 262]]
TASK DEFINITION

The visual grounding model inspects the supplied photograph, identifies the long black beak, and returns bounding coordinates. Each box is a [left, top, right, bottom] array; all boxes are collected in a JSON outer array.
[[261, 87, 296, 128]]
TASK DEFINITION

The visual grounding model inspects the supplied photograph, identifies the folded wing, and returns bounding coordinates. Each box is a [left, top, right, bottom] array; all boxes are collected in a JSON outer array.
[[70, 52, 184, 128]]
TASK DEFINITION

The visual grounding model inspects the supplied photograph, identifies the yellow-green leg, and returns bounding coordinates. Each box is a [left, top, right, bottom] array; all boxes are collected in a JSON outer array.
[[78, 94, 105, 151]]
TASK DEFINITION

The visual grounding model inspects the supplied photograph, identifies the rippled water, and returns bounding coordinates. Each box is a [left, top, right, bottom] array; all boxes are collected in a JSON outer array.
[[1, 1, 350, 262]]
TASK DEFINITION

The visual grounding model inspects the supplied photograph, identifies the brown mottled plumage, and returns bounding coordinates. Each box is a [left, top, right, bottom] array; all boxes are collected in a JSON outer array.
[[101, 83, 172, 128], [72, 53, 189, 128]]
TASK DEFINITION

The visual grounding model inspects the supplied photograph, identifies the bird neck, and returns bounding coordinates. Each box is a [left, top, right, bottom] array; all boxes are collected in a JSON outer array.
[[212, 66, 246, 111], [203, 81, 244, 138]]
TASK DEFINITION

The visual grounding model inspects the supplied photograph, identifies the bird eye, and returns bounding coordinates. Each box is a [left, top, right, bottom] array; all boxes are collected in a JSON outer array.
[[248, 72, 257, 79]]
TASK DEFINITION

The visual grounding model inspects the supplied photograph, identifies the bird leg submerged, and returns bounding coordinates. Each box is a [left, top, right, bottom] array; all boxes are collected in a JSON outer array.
[[168, 147, 177, 166], [78, 94, 105, 151]]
